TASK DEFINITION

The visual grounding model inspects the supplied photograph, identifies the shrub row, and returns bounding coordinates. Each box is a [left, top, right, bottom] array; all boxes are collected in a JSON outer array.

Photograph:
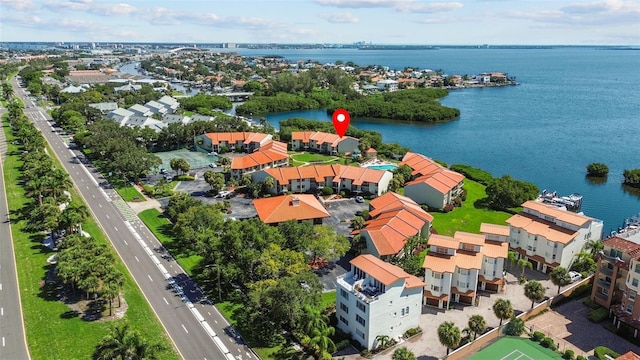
[[594, 346, 620, 360], [450, 164, 494, 185], [587, 308, 609, 323]]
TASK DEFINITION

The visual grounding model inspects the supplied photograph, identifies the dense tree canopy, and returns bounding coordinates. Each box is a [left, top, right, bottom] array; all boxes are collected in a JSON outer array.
[[485, 175, 539, 210], [586, 162, 609, 177], [624, 168, 640, 188]]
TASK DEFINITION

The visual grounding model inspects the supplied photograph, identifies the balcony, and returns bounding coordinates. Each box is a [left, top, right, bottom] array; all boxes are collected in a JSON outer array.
[[594, 291, 609, 301], [600, 265, 614, 276], [598, 278, 613, 289], [337, 275, 382, 304]]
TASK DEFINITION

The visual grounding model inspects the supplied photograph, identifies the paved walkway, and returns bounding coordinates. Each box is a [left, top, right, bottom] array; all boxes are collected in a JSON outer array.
[[527, 299, 640, 358]]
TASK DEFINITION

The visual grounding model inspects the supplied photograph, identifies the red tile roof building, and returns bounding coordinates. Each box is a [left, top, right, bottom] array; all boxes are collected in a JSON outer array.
[[507, 200, 603, 273], [336, 254, 424, 350], [291, 131, 359, 155], [230, 141, 289, 179], [253, 194, 330, 225], [352, 192, 433, 258], [401, 152, 465, 210], [422, 232, 508, 309], [252, 164, 393, 196]]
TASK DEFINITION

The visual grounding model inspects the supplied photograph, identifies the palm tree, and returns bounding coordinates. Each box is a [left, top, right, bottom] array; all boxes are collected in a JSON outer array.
[[26, 177, 47, 205], [59, 203, 90, 234], [93, 323, 165, 360], [517, 258, 533, 277], [549, 266, 571, 294], [392, 347, 417, 360], [374, 334, 391, 349], [468, 314, 486, 340], [308, 326, 336, 360], [524, 280, 546, 309], [585, 239, 604, 255], [303, 306, 329, 336], [493, 299, 514, 326], [507, 251, 517, 268], [437, 321, 461, 356]]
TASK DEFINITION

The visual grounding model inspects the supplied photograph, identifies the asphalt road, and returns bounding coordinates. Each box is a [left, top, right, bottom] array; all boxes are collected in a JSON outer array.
[[0, 104, 31, 359], [12, 80, 255, 360]]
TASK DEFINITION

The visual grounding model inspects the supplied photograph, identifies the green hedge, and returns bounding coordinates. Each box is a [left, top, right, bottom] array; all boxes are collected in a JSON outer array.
[[530, 331, 545, 342], [587, 308, 609, 323], [594, 346, 620, 360], [450, 164, 494, 185]]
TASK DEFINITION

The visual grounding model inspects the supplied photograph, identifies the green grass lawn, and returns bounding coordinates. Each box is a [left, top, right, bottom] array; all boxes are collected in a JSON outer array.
[[114, 183, 145, 202], [431, 179, 512, 236], [2, 118, 179, 359], [321, 291, 337, 310], [138, 208, 202, 275]]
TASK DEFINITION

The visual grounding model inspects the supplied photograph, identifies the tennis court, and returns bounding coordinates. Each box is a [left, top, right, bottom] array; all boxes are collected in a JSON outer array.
[[468, 337, 563, 360], [154, 149, 218, 171]]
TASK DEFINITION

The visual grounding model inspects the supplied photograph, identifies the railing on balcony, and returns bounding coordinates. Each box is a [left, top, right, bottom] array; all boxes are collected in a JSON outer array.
[[600, 265, 614, 276], [594, 292, 608, 301], [598, 278, 613, 289]]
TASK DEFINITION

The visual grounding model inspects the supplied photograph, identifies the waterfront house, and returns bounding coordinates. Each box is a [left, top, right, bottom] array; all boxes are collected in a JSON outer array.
[[195, 132, 273, 153], [230, 140, 289, 179], [506, 200, 604, 273], [290, 131, 359, 155], [401, 152, 465, 210], [352, 192, 433, 259], [252, 165, 393, 196], [422, 232, 508, 309], [253, 194, 330, 225], [336, 254, 424, 349]]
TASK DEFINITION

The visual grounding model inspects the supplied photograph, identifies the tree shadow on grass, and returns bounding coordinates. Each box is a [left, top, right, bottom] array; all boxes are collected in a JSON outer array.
[[473, 197, 491, 209]]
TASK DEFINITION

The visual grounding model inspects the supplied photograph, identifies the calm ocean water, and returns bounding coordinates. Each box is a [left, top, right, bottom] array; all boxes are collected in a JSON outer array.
[[122, 48, 640, 233], [235, 48, 640, 234]]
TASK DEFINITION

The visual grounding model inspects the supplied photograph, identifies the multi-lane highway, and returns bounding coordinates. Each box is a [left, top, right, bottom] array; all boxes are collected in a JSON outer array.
[[11, 79, 256, 360], [0, 104, 31, 360]]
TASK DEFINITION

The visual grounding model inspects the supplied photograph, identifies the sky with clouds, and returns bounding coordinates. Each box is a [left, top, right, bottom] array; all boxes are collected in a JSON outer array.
[[1, 0, 639, 45]]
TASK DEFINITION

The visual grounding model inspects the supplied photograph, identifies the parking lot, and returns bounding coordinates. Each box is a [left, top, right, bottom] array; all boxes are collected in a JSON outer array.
[[322, 198, 369, 236]]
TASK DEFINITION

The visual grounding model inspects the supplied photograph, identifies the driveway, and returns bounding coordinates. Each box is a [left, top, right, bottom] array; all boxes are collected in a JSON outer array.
[[323, 198, 369, 236], [527, 298, 640, 358]]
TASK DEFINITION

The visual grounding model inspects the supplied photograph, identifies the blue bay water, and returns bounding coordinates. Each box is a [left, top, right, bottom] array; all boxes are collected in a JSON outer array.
[[238, 48, 640, 234]]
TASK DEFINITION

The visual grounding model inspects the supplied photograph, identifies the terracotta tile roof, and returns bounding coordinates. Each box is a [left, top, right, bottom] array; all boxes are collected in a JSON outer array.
[[292, 131, 358, 147], [402, 152, 464, 194], [369, 192, 430, 219], [365, 148, 377, 154], [261, 164, 388, 186], [423, 253, 457, 273], [204, 132, 270, 146], [350, 254, 425, 288], [604, 237, 640, 260], [507, 213, 578, 245], [480, 223, 510, 237], [522, 200, 593, 227], [231, 141, 288, 171], [362, 209, 431, 256], [424, 289, 449, 300], [253, 194, 330, 224], [482, 240, 509, 259], [617, 351, 640, 360], [454, 231, 486, 246], [427, 234, 458, 250]]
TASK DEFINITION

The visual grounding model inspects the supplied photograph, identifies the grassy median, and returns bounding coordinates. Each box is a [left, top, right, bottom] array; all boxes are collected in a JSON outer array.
[[2, 117, 179, 359]]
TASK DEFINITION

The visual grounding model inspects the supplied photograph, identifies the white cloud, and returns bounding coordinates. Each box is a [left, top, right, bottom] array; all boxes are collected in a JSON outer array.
[[314, 0, 400, 8], [504, 0, 640, 26], [320, 11, 360, 23], [0, 0, 35, 10], [396, 2, 463, 13]]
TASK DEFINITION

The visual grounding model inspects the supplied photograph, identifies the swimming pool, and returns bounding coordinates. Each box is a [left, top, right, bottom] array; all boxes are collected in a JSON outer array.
[[366, 164, 398, 171]]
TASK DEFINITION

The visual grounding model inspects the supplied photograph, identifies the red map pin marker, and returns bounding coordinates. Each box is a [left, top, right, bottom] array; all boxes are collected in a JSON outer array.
[[332, 108, 350, 138]]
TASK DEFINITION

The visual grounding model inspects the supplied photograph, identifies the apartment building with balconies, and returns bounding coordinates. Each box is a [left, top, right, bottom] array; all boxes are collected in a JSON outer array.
[[506, 200, 603, 273], [336, 255, 424, 349]]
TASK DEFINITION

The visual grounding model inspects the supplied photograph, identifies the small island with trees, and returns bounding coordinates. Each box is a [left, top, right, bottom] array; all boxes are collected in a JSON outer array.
[[586, 162, 609, 177]]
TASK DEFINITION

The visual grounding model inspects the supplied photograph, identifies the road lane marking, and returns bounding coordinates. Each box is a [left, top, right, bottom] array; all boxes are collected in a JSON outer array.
[[98, 203, 102, 208], [181, 324, 189, 334], [134, 256, 139, 262], [0, 283, 2, 290], [2, 337, 4, 347], [105, 214, 110, 219], [163, 297, 169, 305], [123, 239, 128, 245], [114, 226, 118, 231], [1, 308, 3, 316], [147, 275, 153, 282], [92, 194, 95, 198]]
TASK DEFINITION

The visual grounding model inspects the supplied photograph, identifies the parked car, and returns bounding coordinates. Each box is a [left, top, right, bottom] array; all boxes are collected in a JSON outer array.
[[355, 196, 365, 203], [569, 271, 582, 283]]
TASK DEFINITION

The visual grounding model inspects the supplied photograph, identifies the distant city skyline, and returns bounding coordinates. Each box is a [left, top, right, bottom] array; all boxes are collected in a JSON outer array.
[[1, 0, 639, 45]]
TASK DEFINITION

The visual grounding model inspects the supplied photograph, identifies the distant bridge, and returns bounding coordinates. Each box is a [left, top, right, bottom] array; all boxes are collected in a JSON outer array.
[[168, 47, 205, 53]]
